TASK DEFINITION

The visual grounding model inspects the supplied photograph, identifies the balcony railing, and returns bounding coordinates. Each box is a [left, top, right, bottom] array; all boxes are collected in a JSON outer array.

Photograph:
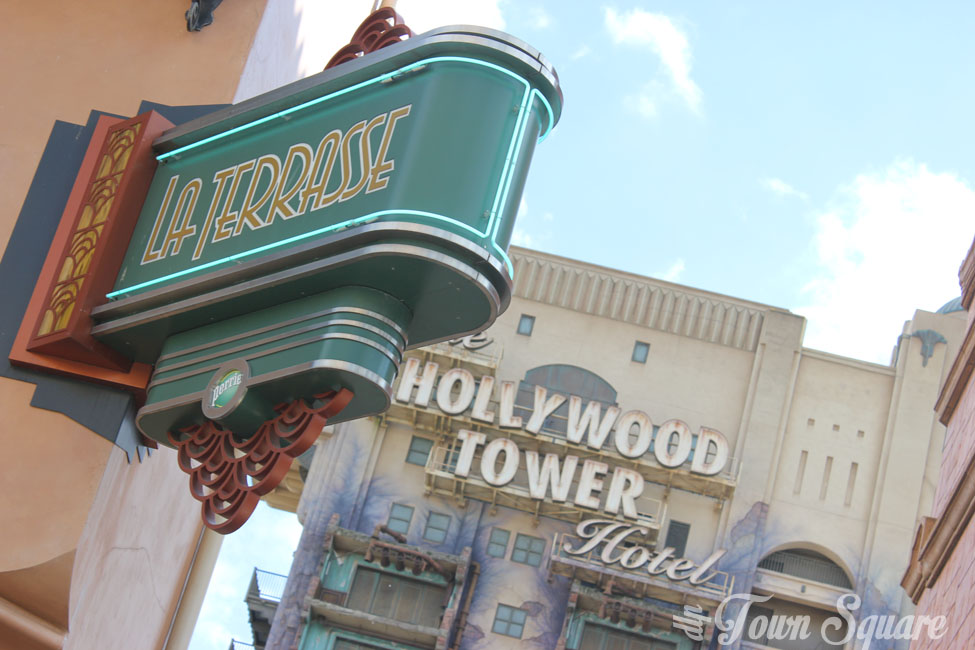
[[757, 550, 851, 589], [228, 641, 255, 650], [425, 445, 665, 531], [252, 569, 288, 603], [551, 532, 735, 601]]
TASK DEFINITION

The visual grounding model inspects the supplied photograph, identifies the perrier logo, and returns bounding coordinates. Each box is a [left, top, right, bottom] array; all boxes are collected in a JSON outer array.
[[202, 360, 250, 421], [211, 370, 243, 409]]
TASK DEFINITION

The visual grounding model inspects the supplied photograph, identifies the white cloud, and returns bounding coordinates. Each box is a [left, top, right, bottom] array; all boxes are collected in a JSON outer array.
[[513, 198, 536, 247], [529, 6, 552, 30], [625, 81, 664, 119], [512, 228, 536, 247], [656, 258, 685, 282], [511, 197, 552, 248], [797, 159, 975, 364], [761, 177, 809, 201], [571, 44, 592, 61], [604, 8, 701, 115], [395, 0, 505, 33]]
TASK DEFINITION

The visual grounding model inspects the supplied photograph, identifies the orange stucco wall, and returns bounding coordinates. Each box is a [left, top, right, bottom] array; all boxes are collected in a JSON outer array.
[[0, 0, 268, 647], [64, 446, 205, 650], [0, 0, 267, 259]]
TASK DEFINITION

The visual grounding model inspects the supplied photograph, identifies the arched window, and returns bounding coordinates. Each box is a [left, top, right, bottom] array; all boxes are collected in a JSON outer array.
[[523, 364, 618, 403], [757, 548, 852, 589], [515, 364, 617, 436]]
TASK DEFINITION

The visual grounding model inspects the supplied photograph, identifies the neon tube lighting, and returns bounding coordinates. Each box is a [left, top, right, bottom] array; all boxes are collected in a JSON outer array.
[[110, 57, 552, 298]]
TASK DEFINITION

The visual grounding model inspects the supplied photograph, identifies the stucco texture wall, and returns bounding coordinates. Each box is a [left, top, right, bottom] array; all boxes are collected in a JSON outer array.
[[0, 0, 267, 259], [0, 1, 267, 646]]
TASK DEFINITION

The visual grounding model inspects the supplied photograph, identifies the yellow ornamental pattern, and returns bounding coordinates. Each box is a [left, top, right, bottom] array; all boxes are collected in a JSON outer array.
[[36, 122, 141, 336]]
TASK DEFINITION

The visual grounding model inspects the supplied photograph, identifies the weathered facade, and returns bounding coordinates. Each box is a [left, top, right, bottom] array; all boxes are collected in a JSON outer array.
[[249, 247, 964, 650]]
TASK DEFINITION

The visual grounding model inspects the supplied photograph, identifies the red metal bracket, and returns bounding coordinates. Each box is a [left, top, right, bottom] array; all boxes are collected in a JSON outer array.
[[325, 7, 413, 70], [168, 388, 353, 534]]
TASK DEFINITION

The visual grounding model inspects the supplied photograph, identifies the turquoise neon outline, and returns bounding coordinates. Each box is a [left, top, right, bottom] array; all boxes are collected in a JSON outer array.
[[109, 210, 497, 296], [155, 57, 555, 162], [109, 57, 556, 299]]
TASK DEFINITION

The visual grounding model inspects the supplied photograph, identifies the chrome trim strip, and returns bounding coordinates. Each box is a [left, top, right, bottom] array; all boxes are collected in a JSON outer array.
[[155, 306, 407, 363], [93, 222, 507, 321], [148, 331, 401, 393], [136, 360, 392, 438], [156, 318, 404, 373], [94, 241, 501, 347], [153, 27, 560, 153], [248, 359, 392, 400]]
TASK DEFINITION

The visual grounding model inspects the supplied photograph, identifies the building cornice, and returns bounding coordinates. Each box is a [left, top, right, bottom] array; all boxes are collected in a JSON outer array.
[[509, 248, 778, 352], [902, 448, 975, 603], [959, 237, 975, 311], [800, 348, 896, 375], [935, 319, 975, 425]]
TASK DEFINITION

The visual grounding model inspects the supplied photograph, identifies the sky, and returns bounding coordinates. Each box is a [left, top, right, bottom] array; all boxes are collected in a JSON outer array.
[[190, 2, 975, 647]]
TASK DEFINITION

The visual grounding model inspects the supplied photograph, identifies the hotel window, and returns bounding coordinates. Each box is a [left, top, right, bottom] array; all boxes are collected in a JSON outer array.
[[423, 512, 450, 544], [632, 341, 650, 363], [443, 444, 460, 472], [517, 314, 535, 336], [387, 503, 414, 535], [406, 436, 434, 466], [486, 528, 511, 558], [346, 567, 445, 627], [664, 521, 690, 557], [580, 624, 676, 650], [492, 604, 528, 638], [511, 533, 545, 567]]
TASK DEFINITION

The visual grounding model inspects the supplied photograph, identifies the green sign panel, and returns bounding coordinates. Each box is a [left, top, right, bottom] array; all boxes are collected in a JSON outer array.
[[110, 55, 556, 299], [92, 27, 562, 444]]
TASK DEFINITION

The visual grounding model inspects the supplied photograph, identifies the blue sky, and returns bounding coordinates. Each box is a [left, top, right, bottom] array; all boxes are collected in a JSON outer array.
[[190, 2, 975, 646]]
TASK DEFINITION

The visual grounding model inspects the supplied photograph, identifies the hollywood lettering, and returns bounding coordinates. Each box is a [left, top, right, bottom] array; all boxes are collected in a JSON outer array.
[[140, 103, 412, 265], [394, 358, 730, 475], [564, 519, 726, 585]]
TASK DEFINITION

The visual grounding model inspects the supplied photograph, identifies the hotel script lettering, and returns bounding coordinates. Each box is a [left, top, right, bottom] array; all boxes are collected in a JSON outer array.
[[564, 519, 726, 586]]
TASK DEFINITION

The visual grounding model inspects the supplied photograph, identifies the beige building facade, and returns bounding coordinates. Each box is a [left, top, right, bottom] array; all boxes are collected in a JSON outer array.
[[250, 247, 964, 650]]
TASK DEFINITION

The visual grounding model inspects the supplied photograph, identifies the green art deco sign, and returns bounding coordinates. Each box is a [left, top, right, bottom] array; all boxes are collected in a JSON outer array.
[[90, 26, 562, 447]]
